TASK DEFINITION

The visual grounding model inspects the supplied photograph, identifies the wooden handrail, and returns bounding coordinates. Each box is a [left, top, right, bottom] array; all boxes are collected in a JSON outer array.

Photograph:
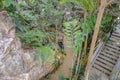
[[91, 41, 104, 65]]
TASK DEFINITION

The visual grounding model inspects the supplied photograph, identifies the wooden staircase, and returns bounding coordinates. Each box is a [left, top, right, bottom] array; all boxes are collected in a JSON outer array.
[[90, 30, 120, 80]]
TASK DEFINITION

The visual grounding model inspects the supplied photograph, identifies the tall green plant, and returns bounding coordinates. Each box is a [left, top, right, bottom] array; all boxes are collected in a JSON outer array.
[[63, 16, 96, 54], [18, 28, 45, 47], [63, 16, 96, 79], [63, 20, 83, 54]]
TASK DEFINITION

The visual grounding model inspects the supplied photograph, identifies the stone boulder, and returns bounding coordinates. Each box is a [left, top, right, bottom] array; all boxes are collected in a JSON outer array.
[[0, 11, 54, 80]]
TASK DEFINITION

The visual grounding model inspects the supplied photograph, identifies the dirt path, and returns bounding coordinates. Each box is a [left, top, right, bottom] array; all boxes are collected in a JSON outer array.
[[46, 36, 74, 80]]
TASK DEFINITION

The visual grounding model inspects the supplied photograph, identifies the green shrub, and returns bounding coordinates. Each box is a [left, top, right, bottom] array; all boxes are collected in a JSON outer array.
[[18, 28, 45, 47]]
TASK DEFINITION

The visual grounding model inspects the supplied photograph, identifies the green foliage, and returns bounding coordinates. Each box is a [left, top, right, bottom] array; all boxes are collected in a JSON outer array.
[[100, 13, 113, 41], [102, 14, 112, 25], [63, 14, 96, 54], [108, 0, 120, 17], [63, 20, 83, 54], [81, 14, 96, 35], [53, 59, 60, 70], [2, 0, 13, 7], [63, 15, 96, 79], [0, 0, 3, 9], [60, 0, 97, 13], [33, 46, 53, 61], [1, 1, 117, 80], [1, 0, 63, 61], [18, 28, 45, 47], [58, 73, 65, 80], [26, 0, 63, 27], [2, 0, 63, 47]]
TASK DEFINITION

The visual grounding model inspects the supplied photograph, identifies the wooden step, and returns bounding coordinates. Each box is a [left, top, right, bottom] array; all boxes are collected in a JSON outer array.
[[110, 38, 120, 43], [105, 44, 119, 50], [94, 60, 112, 71], [93, 64, 111, 76], [98, 54, 117, 63], [104, 42, 120, 51], [106, 41, 114, 45], [90, 68, 109, 80], [111, 36, 120, 41], [98, 55, 116, 64], [101, 50, 119, 58], [109, 38, 118, 42], [112, 32, 120, 37], [100, 52, 118, 61], [103, 45, 120, 54], [96, 58, 114, 68], [104, 46, 119, 54], [99, 52, 117, 61], [106, 41, 118, 46]]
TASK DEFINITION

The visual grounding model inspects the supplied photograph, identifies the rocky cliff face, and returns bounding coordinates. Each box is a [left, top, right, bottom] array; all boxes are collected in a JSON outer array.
[[0, 11, 54, 80]]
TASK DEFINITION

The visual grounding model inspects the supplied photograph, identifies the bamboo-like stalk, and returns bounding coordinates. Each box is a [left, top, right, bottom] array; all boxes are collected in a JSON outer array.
[[74, 11, 88, 80], [75, 42, 83, 79], [83, 36, 88, 55], [83, 11, 88, 55]]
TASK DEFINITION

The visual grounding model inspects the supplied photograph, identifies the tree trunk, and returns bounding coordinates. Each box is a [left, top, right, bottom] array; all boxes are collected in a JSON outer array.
[[83, 11, 88, 55], [83, 36, 88, 54], [84, 0, 112, 80]]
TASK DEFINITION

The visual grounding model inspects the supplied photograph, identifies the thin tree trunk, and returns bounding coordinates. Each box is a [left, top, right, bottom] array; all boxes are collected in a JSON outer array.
[[74, 11, 88, 80], [55, 24, 58, 65], [84, 0, 111, 80], [84, 11, 87, 21], [83, 36, 88, 54], [75, 42, 83, 79], [83, 11, 88, 55]]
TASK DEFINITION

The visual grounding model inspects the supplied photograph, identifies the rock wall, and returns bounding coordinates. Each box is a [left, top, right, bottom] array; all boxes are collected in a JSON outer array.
[[0, 11, 54, 80]]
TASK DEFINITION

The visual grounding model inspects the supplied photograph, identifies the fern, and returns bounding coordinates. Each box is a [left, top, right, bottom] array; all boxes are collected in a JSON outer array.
[[63, 20, 83, 54], [64, 14, 96, 54], [18, 28, 45, 47], [81, 14, 96, 35]]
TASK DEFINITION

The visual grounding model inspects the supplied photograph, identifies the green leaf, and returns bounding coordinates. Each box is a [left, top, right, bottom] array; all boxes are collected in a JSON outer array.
[[2, 0, 13, 7], [37, 46, 53, 61]]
